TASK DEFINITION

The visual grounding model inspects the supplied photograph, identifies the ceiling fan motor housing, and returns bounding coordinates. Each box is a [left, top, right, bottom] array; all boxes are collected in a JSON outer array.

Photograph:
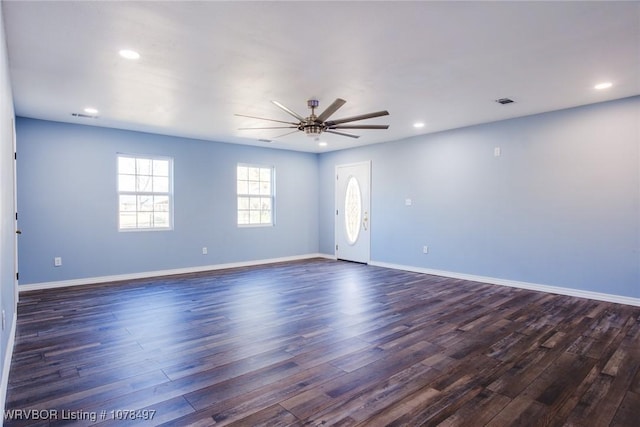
[[303, 123, 323, 136]]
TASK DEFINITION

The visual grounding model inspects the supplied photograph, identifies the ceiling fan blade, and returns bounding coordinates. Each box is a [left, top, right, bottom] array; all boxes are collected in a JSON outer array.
[[330, 125, 389, 130], [238, 126, 298, 130], [234, 113, 298, 125], [324, 130, 360, 139], [315, 98, 346, 123], [272, 129, 301, 139], [325, 110, 389, 126], [271, 100, 306, 122]]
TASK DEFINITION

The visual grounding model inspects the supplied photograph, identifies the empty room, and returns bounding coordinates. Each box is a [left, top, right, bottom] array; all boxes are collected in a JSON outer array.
[[0, 1, 639, 426]]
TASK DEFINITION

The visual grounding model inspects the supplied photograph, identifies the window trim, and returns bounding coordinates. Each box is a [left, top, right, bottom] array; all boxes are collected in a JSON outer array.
[[117, 153, 174, 232], [236, 163, 275, 227]]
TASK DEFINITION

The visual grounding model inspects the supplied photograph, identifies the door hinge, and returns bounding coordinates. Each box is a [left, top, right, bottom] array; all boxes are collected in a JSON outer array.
[[336, 244, 338, 251], [15, 212, 18, 221], [16, 272, 19, 281], [14, 152, 17, 160], [336, 209, 338, 216]]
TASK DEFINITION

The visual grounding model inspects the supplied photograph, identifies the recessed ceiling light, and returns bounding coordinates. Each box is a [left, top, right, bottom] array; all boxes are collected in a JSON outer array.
[[318, 141, 328, 147], [119, 49, 140, 60], [84, 107, 99, 114], [594, 82, 613, 90], [413, 122, 425, 128]]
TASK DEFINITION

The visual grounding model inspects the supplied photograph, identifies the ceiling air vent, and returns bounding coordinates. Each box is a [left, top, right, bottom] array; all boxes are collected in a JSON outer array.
[[495, 98, 515, 105], [258, 139, 272, 143], [71, 113, 98, 119]]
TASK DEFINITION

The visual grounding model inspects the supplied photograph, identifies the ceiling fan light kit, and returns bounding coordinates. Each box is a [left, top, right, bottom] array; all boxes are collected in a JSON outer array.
[[236, 98, 390, 140]]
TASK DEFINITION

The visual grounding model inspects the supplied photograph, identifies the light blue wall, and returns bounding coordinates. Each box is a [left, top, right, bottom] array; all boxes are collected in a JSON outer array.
[[319, 97, 640, 299], [15, 97, 640, 300], [0, 0, 17, 405], [16, 119, 319, 284]]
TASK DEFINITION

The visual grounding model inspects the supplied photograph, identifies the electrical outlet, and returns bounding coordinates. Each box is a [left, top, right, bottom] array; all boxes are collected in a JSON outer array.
[[202, 247, 208, 255], [54, 257, 62, 267], [422, 246, 429, 254]]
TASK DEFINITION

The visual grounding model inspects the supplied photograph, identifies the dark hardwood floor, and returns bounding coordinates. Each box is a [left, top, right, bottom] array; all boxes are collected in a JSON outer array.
[[4, 259, 640, 426]]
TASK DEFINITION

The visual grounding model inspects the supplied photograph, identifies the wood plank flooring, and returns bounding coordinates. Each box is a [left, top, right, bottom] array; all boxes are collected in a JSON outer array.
[[4, 259, 640, 426]]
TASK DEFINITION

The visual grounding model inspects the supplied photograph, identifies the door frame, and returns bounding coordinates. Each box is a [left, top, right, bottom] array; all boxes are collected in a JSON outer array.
[[334, 160, 371, 263], [12, 118, 18, 303]]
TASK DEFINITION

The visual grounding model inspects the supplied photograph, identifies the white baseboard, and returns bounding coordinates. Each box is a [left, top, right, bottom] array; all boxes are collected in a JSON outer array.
[[19, 253, 333, 293], [369, 261, 640, 307], [0, 311, 17, 426], [19, 255, 638, 307]]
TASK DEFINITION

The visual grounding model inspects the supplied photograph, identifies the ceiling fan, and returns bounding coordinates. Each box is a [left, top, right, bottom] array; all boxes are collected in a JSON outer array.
[[235, 98, 389, 139]]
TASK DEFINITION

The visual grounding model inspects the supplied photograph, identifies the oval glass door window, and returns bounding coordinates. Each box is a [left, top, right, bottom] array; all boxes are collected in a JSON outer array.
[[344, 176, 362, 245]]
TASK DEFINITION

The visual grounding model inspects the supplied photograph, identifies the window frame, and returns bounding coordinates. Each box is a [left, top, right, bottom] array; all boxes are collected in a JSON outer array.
[[236, 163, 275, 227], [117, 154, 174, 232]]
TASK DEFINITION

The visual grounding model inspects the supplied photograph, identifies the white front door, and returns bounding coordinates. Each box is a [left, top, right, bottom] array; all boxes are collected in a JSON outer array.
[[335, 161, 371, 263]]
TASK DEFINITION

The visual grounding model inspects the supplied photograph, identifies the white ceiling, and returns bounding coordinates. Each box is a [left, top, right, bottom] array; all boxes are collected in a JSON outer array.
[[3, 1, 639, 153]]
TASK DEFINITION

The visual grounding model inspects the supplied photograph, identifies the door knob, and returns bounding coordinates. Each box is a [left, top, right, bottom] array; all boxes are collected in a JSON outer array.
[[16, 230, 22, 234]]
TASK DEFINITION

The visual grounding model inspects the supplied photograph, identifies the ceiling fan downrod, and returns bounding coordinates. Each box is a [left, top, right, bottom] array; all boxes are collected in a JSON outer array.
[[303, 99, 323, 136]]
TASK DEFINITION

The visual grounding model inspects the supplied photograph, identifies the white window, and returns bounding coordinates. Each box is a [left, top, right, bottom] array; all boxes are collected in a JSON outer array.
[[118, 155, 173, 231], [237, 164, 274, 226]]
